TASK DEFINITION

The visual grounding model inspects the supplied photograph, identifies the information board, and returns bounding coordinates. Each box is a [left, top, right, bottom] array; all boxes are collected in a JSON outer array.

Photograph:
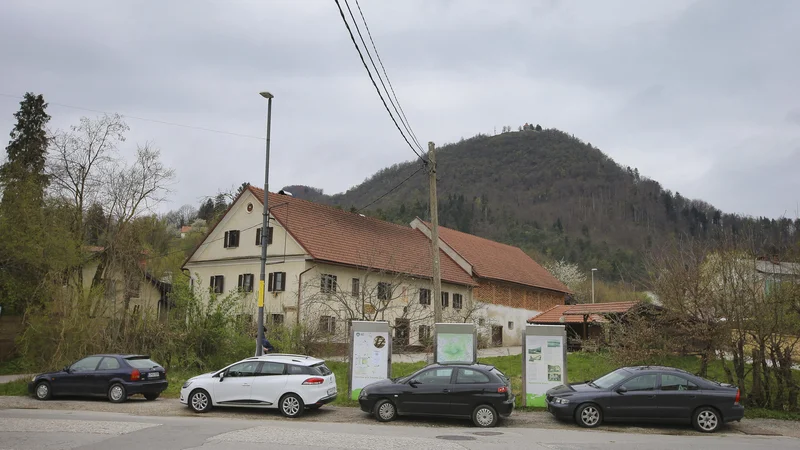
[[434, 323, 477, 365], [348, 321, 391, 400], [523, 324, 567, 407]]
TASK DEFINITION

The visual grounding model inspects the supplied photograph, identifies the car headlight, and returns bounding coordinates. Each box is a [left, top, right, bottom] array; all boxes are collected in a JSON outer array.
[[359, 389, 367, 399], [182, 380, 193, 389], [31, 376, 36, 382], [553, 397, 570, 405]]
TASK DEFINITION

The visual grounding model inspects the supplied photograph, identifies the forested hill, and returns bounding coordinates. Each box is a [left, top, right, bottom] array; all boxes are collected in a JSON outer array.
[[282, 128, 798, 281]]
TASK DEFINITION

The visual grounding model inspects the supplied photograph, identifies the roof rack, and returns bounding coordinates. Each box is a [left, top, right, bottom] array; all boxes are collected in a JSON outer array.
[[260, 353, 310, 359]]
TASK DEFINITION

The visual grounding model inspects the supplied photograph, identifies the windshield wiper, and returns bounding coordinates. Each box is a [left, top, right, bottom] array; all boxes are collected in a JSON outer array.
[[587, 381, 600, 388]]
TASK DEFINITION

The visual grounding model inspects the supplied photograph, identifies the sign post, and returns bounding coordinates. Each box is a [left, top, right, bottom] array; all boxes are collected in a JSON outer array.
[[348, 321, 391, 400], [433, 323, 477, 365], [522, 324, 567, 407]]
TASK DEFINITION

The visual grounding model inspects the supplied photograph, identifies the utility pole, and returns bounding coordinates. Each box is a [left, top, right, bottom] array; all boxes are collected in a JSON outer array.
[[591, 268, 597, 304], [429, 142, 442, 323], [257, 91, 274, 357]]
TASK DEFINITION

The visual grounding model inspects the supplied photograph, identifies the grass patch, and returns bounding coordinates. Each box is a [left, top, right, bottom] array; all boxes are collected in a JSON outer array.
[[744, 408, 800, 421], [0, 357, 26, 376], [0, 379, 28, 396]]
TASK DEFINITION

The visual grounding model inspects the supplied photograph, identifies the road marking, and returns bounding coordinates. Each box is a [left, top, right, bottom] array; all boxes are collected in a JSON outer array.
[[0, 418, 160, 435], [212, 424, 465, 449]]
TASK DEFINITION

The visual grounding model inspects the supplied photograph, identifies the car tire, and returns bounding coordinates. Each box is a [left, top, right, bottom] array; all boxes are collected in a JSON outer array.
[[34, 381, 52, 401], [693, 407, 721, 433], [373, 399, 397, 422], [144, 393, 160, 401], [575, 403, 603, 428], [279, 393, 304, 418], [107, 383, 127, 403], [472, 404, 498, 428], [188, 389, 212, 413]]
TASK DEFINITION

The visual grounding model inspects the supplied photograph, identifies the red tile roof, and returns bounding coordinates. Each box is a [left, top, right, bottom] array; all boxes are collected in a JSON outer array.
[[418, 220, 570, 294], [248, 187, 475, 286], [180, 226, 192, 233], [563, 301, 640, 315], [527, 301, 641, 324]]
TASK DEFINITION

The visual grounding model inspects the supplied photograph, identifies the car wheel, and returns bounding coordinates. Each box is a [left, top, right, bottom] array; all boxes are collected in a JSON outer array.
[[107, 383, 127, 403], [279, 393, 304, 418], [373, 399, 397, 422], [472, 404, 498, 428], [189, 389, 212, 413], [693, 407, 721, 433], [576, 403, 603, 428], [144, 393, 160, 401], [34, 381, 52, 401]]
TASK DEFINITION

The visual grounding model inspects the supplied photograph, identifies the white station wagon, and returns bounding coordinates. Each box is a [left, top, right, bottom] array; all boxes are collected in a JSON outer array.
[[180, 354, 337, 417]]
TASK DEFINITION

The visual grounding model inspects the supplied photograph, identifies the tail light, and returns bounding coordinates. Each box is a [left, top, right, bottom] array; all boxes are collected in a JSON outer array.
[[497, 386, 508, 394], [302, 377, 325, 385], [734, 389, 740, 405], [131, 369, 141, 381]]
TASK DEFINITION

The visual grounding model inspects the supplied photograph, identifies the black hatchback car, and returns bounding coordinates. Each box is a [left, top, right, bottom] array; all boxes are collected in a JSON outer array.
[[358, 363, 514, 427], [29, 354, 168, 403], [545, 366, 743, 433]]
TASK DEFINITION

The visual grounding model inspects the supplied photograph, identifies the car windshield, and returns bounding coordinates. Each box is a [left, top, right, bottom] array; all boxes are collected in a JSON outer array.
[[125, 358, 161, 369], [309, 363, 332, 376], [591, 368, 630, 389]]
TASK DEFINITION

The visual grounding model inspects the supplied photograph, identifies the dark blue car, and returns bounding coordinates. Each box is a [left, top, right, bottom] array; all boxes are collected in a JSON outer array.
[[28, 354, 168, 403]]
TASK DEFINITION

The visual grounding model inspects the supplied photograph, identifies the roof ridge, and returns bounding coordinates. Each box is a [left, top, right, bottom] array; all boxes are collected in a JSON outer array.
[[249, 185, 419, 233]]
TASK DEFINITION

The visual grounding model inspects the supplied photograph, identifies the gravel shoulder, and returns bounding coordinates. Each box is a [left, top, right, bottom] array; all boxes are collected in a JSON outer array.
[[0, 395, 796, 439]]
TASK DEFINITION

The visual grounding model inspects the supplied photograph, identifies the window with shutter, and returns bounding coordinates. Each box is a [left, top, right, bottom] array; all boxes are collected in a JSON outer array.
[[377, 282, 392, 300], [238, 274, 254, 293], [224, 230, 240, 248], [453, 293, 463, 310], [351, 278, 360, 297], [419, 288, 431, 305], [441, 292, 449, 308], [256, 227, 274, 246], [210, 275, 224, 294], [320, 274, 337, 293]]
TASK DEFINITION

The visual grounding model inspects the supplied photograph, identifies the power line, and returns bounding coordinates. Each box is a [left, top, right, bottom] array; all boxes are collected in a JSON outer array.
[[352, 0, 423, 152], [0, 93, 265, 141], [333, 0, 427, 164]]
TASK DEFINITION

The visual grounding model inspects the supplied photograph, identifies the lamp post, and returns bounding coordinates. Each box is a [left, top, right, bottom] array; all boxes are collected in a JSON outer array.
[[591, 268, 597, 304], [256, 91, 273, 356]]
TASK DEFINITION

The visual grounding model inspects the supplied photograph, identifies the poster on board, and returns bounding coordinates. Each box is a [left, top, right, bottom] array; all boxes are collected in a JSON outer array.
[[434, 323, 477, 365], [349, 322, 391, 400], [524, 326, 566, 407]]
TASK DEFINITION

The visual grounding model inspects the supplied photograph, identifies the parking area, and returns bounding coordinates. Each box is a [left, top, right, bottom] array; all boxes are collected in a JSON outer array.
[[0, 395, 795, 438]]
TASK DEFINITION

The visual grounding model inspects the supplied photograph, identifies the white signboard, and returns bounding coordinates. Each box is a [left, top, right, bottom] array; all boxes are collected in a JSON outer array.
[[350, 326, 390, 400], [524, 326, 566, 407]]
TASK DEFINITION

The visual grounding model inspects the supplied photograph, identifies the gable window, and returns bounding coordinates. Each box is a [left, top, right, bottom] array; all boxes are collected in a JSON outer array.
[[377, 282, 392, 301], [351, 278, 360, 297], [419, 288, 431, 305], [268, 272, 286, 292], [508, 321, 514, 330], [255, 227, 274, 246], [319, 315, 336, 334], [223, 230, 240, 248], [453, 293, 463, 310], [320, 274, 337, 294], [441, 292, 449, 308], [238, 273, 255, 292], [209, 275, 224, 294]]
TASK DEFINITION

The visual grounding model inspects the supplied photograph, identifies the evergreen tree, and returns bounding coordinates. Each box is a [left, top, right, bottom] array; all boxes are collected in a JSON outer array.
[[0, 93, 52, 313]]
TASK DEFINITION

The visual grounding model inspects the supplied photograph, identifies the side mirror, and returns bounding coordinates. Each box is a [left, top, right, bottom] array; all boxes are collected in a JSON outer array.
[[616, 386, 627, 394], [219, 372, 225, 381], [408, 379, 419, 387], [63, 366, 70, 373]]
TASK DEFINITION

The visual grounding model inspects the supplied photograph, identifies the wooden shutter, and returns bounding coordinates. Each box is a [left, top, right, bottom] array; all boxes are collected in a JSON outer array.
[[256, 228, 262, 245], [238, 274, 243, 289], [267, 227, 274, 245], [268, 272, 274, 292], [223, 231, 229, 248]]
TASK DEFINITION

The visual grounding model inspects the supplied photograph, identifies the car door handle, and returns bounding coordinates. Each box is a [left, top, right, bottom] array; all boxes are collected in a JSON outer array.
[[242, 383, 251, 387], [442, 389, 450, 393], [647, 395, 656, 399]]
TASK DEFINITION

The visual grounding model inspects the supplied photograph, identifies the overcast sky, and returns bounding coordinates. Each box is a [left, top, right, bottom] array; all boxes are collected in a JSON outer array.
[[1, 0, 799, 219]]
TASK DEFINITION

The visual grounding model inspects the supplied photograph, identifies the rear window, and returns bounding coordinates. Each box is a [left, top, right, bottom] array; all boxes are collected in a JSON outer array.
[[490, 368, 510, 384], [309, 363, 332, 376], [125, 358, 161, 369]]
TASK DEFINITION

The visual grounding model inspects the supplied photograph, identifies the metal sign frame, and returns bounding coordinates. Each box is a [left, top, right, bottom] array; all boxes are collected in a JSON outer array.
[[433, 322, 477, 365], [522, 324, 568, 407], [347, 320, 392, 400]]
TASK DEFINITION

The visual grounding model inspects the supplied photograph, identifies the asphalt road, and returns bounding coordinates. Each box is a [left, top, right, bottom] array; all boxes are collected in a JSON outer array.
[[0, 408, 798, 450]]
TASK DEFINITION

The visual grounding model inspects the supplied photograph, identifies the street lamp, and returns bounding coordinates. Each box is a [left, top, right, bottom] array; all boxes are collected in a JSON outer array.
[[256, 91, 273, 356], [591, 268, 597, 304]]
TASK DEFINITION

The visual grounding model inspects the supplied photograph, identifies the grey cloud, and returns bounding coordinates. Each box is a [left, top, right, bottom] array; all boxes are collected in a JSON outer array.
[[0, 0, 798, 218]]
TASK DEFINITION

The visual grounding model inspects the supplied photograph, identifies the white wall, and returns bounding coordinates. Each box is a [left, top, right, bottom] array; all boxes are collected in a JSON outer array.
[[485, 303, 540, 347]]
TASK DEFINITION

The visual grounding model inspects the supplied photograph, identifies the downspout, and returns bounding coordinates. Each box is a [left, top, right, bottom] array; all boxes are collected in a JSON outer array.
[[297, 265, 316, 326]]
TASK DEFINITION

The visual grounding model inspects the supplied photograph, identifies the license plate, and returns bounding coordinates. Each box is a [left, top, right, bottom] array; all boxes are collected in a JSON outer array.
[[147, 372, 160, 379], [327, 387, 336, 395]]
